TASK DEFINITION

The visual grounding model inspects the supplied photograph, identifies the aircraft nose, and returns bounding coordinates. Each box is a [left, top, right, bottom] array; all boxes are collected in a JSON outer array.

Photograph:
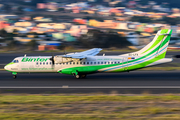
[[4, 65, 8, 70]]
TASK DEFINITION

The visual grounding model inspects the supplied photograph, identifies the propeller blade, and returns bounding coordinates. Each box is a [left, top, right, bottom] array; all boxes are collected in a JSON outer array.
[[173, 55, 180, 58], [49, 53, 55, 66]]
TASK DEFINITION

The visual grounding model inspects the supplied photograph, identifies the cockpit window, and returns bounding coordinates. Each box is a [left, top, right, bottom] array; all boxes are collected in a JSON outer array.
[[12, 59, 19, 63]]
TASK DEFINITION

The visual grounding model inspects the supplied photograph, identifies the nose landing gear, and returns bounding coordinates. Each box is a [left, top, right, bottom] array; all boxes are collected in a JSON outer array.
[[13, 75, 17, 79], [12, 72, 17, 79]]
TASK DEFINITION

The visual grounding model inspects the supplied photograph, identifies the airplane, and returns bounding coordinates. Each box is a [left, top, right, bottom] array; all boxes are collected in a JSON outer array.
[[4, 29, 173, 79]]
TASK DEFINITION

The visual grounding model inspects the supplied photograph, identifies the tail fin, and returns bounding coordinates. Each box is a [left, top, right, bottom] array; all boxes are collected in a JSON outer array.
[[121, 29, 172, 58]]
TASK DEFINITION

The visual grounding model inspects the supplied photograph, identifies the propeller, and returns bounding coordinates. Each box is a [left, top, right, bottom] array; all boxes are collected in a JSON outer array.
[[173, 55, 180, 58], [64, 49, 66, 56], [49, 53, 55, 66]]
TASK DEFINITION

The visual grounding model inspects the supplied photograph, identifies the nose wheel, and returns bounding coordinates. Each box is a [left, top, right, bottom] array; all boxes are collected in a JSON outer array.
[[13, 75, 17, 79], [12, 72, 17, 79]]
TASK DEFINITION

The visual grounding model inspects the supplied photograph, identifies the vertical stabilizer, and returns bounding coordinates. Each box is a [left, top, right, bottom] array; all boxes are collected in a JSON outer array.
[[121, 29, 172, 59]]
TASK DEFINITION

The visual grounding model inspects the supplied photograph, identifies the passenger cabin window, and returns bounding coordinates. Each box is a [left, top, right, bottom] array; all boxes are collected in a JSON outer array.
[[98, 62, 100, 64], [87, 62, 89, 64], [101, 62, 103, 64], [46, 62, 48, 65], [94, 62, 96, 64], [43, 62, 45, 65]]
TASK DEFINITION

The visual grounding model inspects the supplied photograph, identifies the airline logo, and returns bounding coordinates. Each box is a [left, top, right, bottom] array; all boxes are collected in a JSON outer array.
[[22, 58, 49, 62]]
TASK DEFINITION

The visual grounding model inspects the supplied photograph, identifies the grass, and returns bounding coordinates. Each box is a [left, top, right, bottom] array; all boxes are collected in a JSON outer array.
[[0, 94, 180, 119], [1, 95, 180, 104]]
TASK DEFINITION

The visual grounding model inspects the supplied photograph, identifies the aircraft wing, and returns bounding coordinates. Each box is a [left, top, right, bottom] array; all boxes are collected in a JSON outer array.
[[62, 48, 102, 59]]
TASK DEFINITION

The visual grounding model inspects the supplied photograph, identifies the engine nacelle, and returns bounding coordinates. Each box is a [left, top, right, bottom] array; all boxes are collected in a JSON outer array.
[[54, 56, 72, 63]]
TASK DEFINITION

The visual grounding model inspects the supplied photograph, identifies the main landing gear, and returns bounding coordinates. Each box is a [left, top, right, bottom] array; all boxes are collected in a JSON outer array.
[[72, 70, 87, 79], [73, 74, 87, 79]]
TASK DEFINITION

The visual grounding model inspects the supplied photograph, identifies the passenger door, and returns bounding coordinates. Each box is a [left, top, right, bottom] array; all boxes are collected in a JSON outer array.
[[122, 57, 128, 71]]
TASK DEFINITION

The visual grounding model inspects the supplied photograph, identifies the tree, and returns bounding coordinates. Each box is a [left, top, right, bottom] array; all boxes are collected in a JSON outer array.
[[27, 40, 38, 50], [0, 29, 8, 37], [162, 17, 180, 25], [130, 16, 154, 23], [115, 2, 125, 7], [78, 29, 131, 48], [15, 7, 24, 15], [7, 40, 19, 50], [58, 8, 65, 12], [2, 4, 11, 12]]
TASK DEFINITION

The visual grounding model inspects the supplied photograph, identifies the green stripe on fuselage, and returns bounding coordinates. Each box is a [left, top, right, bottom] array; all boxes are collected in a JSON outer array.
[[60, 32, 171, 75], [142, 29, 169, 54], [112, 52, 166, 72], [6, 62, 15, 66]]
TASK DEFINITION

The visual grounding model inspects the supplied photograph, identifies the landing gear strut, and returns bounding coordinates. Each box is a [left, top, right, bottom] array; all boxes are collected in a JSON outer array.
[[72, 70, 87, 79], [74, 74, 87, 79], [12, 72, 17, 79]]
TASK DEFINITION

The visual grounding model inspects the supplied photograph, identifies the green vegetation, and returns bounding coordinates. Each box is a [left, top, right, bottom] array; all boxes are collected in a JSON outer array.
[[130, 16, 155, 23], [26, 40, 38, 50], [138, 0, 179, 8], [78, 29, 131, 48], [0, 94, 180, 119], [129, 16, 180, 25]]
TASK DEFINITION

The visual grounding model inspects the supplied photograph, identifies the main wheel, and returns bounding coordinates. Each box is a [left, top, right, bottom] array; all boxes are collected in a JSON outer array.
[[81, 74, 86, 78], [75, 74, 80, 79], [13, 75, 17, 79]]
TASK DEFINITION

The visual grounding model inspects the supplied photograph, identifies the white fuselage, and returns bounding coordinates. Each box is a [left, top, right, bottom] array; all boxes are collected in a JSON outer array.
[[4, 55, 172, 73], [5, 56, 133, 73]]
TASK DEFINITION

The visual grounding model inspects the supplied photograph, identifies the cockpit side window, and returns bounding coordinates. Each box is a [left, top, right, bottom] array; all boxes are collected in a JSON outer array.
[[12, 59, 19, 63]]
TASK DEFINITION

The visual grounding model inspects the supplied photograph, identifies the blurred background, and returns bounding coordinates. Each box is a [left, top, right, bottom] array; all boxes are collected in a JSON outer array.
[[0, 0, 180, 51], [1, 0, 180, 119]]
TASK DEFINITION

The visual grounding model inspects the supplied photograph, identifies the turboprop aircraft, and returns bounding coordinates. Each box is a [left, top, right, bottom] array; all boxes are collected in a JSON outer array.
[[4, 29, 173, 79]]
